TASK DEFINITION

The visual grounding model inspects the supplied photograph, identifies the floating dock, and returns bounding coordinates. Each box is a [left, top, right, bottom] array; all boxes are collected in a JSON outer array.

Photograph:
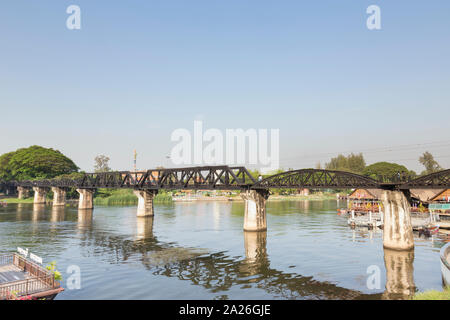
[[344, 210, 438, 231], [0, 253, 63, 300]]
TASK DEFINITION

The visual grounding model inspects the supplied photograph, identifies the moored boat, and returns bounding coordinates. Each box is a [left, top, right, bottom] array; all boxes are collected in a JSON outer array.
[[441, 242, 450, 287]]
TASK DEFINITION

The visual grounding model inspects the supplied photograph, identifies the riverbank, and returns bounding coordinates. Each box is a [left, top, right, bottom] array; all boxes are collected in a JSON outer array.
[[2, 193, 339, 204], [413, 287, 450, 300], [94, 189, 173, 205], [1, 198, 34, 204]]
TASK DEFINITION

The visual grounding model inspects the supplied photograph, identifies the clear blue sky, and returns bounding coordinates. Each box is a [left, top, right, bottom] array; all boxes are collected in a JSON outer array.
[[1, 1, 449, 172]]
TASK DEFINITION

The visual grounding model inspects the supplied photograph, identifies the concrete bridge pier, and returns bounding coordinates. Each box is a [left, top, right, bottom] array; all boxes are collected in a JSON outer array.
[[133, 190, 157, 217], [51, 187, 66, 206], [76, 188, 95, 210], [32, 187, 48, 204], [17, 186, 30, 199], [241, 189, 270, 231], [380, 190, 414, 251]]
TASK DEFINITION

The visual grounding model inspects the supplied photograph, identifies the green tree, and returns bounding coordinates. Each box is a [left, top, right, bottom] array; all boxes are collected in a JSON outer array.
[[362, 162, 415, 180], [94, 154, 111, 172], [419, 151, 442, 175], [0, 146, 79, 181], [325, 153, 365, 174], [0, 151, 16, 181]]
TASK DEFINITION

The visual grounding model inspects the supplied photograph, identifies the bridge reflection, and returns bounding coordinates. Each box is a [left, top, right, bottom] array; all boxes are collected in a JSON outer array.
[[382, 249, 415, 300], [0, 204, 422, 300], [72, 211, 381, 299]]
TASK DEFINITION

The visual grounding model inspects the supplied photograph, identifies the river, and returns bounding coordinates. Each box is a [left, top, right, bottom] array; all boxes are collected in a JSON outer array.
[[0, 200, 447, 300]]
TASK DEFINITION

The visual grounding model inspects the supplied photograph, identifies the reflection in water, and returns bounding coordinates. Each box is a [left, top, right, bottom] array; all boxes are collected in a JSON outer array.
[[0, 201, 443, 299], [75, 225, 377, 299], [136, 217, 154, 240], [241, 231, 269, 278], [17, 203, 26, 220], [51, 206, 65, 222], [32, 204, 45, 221], [244, 231, 267, 262], [78, 209, 93, 229], [382, 249, 416, 300]]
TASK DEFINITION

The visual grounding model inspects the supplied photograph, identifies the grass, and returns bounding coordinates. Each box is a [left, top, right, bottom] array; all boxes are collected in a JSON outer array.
[[3, 191, 337, 205], [413, 287, 450, 300], [2, 198, 34, 204], [93, 189, 173, 206]]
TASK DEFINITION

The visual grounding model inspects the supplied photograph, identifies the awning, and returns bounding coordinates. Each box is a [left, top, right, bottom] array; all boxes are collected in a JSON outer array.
[[429, 203, 450, 210]]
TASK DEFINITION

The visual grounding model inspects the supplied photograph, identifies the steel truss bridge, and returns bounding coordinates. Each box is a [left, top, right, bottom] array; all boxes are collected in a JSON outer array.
[[2, 166, 450, 191]]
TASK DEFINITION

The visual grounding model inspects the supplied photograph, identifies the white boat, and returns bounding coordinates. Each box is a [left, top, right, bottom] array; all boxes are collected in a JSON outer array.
[[441, 242, 450, 287]]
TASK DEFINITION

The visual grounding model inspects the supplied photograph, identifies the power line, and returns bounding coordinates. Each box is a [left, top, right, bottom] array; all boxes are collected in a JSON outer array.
[[279, 140, 450, 162], [279, 154, 450, 169]]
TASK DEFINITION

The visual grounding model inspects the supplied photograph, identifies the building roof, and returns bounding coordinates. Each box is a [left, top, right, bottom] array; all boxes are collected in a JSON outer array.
[[348, 188, 448, 203], [348, 188, 382, 199], [430, 189, 450, 201], [410, 189, 445, 202]]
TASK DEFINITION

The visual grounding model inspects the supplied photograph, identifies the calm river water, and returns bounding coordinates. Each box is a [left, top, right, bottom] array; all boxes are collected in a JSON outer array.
[[0, 200, 447, 300]]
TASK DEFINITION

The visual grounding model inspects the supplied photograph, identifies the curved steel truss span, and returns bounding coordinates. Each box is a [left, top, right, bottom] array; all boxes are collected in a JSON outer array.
[[399, 169, 450, 190], [251, 169, 380, 189]]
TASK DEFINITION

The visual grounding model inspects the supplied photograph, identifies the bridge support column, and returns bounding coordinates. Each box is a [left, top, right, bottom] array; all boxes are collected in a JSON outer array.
[[51, 187, 66, 206], [17, 186, 30, 199], [133, 190, 157, 217], [76, 188, 95, 210], [32, 187, 47, 204], [380, 190, 414, 251], [241, 189, 270, 231]]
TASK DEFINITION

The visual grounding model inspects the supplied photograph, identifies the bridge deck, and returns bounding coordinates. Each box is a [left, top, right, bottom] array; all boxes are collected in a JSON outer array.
[[3, 167, 450, 191]]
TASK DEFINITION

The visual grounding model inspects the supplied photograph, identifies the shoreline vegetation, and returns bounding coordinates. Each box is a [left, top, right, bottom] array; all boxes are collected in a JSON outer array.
[[1, 191, 338, 205], [413, 287, 450, 300], [94, 189, 173, 206]]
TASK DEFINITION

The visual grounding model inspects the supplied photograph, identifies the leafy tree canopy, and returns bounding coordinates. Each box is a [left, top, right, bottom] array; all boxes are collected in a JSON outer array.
[[0, 145, 79, 181], [325, 153, 366, 174], [362, 162, 416, 179], [419, 151, 442, 175], [94, 154, 111, 173]]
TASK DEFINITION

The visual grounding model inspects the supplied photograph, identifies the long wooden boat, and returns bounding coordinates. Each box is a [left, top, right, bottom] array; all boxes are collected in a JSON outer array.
[[441, 242, 450, 287], [0, 253, 64, 300]]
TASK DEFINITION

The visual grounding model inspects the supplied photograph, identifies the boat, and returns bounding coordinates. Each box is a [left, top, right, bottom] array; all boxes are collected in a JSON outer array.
[[347, 216, 383, 229], [0, 253, 64, 300], [441, 242, 450, 287]]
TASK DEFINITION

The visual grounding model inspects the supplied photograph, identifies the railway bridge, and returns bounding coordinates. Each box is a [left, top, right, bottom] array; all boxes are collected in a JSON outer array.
[[2, 166, 450, 251]]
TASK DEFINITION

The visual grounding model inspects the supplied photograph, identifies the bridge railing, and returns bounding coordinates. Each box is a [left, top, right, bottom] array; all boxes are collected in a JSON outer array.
[[372, 174, 415, 184]]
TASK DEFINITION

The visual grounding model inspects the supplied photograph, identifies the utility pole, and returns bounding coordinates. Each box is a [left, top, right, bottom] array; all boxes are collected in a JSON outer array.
[[134, 149, 137, 172]]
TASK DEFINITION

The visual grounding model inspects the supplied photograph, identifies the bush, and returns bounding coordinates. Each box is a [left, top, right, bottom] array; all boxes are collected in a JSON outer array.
[[93, 189, 173, 206]]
